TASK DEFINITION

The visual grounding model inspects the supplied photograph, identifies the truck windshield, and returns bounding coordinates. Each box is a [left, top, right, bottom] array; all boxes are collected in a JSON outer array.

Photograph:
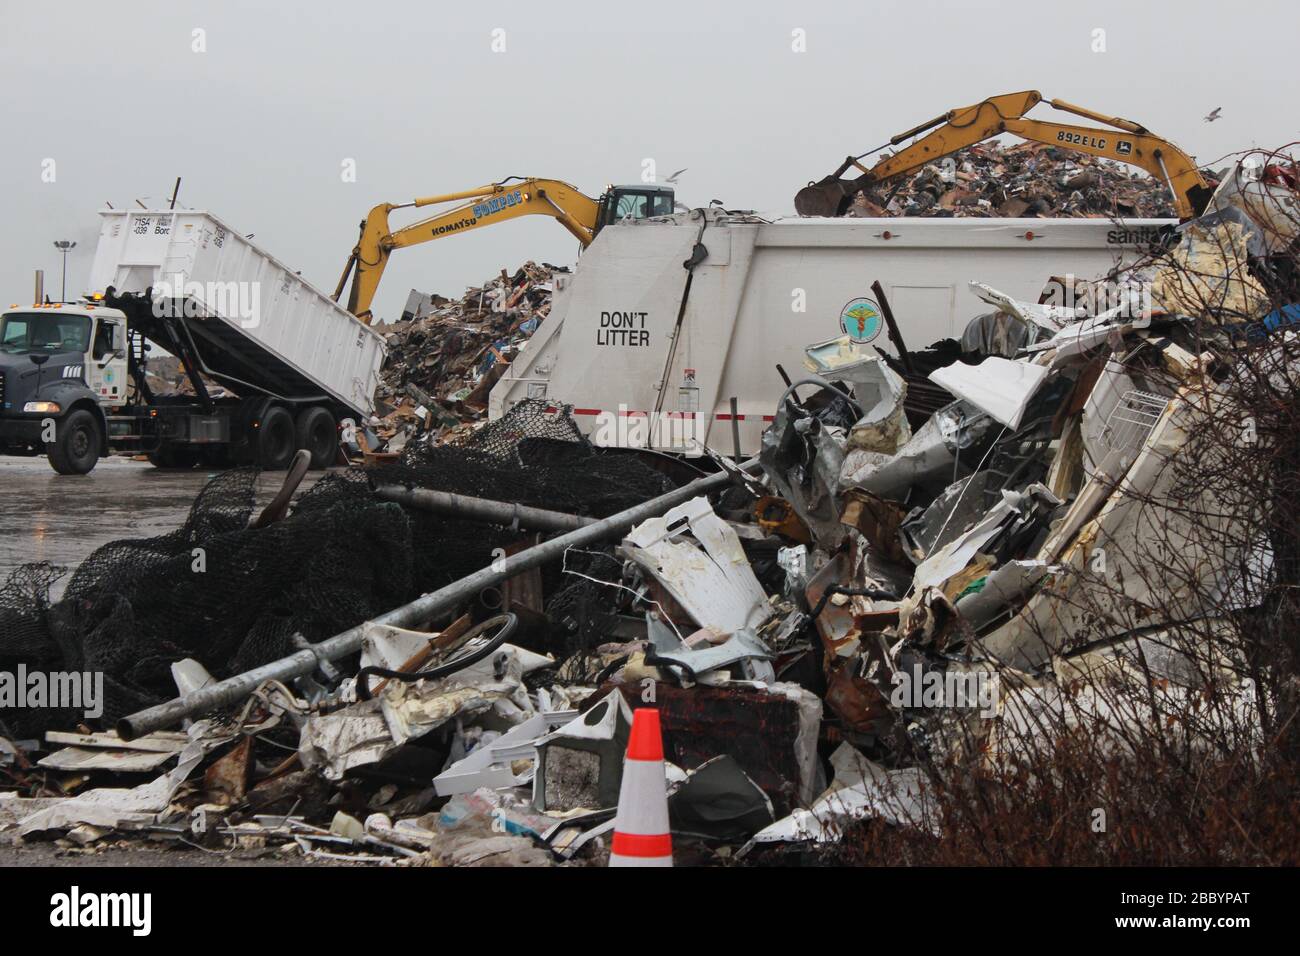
[[0, 313, 91, 353]]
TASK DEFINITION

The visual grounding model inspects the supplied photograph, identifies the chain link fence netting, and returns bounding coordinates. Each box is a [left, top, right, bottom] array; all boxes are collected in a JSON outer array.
[[0, 400, 675, 734]]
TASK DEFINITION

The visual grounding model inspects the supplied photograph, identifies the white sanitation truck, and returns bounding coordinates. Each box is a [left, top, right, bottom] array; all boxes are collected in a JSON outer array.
[[490, 210, 1170, 456], [0, 209, 386, 474]]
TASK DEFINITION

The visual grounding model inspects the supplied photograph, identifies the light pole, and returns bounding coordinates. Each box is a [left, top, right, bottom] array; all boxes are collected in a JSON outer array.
[[53, 240, 76, 303]]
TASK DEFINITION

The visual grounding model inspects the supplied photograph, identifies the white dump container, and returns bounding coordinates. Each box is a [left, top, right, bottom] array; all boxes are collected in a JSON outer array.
[[492, 212, 1174, 455], [88, 209, 386, 417]]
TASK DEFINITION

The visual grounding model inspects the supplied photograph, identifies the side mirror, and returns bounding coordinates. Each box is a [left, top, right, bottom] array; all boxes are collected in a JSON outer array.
[[29, 354, 49, 367]]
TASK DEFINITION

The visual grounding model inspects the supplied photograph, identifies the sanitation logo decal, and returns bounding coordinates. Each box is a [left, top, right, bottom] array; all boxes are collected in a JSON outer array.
[[839, 297, 883, 343]]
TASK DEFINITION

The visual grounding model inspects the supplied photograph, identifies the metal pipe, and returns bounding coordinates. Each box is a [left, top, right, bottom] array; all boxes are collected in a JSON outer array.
[[729, 397, 741, 460], [117, 458, 760, 740], [872, 279, 914, 375], [373, 485, 596, 532]]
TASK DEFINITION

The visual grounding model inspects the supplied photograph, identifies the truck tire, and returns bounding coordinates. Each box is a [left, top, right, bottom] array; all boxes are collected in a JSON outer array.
[[47, 409, 101, 475], [295, 406, 337, 469], [257, 406, 296, 470]]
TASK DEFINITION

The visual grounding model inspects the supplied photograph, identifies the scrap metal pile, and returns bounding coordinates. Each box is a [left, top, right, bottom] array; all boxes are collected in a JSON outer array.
[[2, 154, 1298, 866], [845, 142, 1179, 219], [370, 262, 563, 452]]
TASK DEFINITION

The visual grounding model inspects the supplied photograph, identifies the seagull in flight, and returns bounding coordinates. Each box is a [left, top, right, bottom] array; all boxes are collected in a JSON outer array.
[[1204, 107, 1222, 123], [664, 168, 688, 184]]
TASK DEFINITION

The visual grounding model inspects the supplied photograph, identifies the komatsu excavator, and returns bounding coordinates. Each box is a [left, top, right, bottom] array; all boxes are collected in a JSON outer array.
[[335, 178, 674, 323], [795, 90, 1214, 221]]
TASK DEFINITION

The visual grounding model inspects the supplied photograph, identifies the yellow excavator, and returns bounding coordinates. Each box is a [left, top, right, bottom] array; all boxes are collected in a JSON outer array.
[[335, 177, 675, 323], [794, 90, 1214, 221]]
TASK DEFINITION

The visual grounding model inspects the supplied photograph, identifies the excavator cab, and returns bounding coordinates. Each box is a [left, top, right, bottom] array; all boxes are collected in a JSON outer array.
[[337, 178, 680, 322], [597, 185, 676, 232]]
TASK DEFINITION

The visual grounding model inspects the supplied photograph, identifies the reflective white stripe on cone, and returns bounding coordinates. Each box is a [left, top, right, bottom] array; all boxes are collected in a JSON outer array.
[[609, 707, 672, 867]]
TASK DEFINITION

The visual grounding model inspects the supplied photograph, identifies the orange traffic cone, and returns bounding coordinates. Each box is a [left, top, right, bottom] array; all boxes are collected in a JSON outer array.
[[609, 707, 673, 867]]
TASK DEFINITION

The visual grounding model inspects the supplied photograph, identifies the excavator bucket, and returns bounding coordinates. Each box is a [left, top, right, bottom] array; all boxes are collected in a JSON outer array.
[[794, 175, 859, 217]]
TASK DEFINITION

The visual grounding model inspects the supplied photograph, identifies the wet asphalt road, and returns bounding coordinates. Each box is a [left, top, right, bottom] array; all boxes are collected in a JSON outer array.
[[0, 456, 346, 869], [0, 455, 325, 599]]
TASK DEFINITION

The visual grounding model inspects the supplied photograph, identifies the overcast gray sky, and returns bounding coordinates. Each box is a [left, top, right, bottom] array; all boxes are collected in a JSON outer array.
[[2, 0, 1296, 321]]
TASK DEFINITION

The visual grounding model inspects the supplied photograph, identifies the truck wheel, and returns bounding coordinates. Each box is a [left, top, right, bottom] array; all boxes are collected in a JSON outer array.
[[47, 409, 101, 475], [257, 406, 296, 470], [295, 407, 337, 469]]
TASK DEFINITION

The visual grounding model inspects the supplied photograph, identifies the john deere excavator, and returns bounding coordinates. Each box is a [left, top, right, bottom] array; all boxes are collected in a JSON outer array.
[[335, 177, 675, 323], [795, 90, 1214, 221]]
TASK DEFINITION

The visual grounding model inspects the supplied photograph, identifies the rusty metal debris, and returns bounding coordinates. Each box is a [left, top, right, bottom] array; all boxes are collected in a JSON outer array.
[[2, 152, 1296, 869]]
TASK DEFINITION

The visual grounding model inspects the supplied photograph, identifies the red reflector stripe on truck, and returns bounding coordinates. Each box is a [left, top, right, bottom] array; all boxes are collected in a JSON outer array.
[[611, 831, 673, 857]]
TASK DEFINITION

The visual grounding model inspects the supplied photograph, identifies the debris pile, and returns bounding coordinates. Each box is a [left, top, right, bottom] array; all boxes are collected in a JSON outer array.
[[845, 142, 1180, 219], [370, 262, 564, 451], [139, 355, 228, 400], [2, 152, 1298, 866]]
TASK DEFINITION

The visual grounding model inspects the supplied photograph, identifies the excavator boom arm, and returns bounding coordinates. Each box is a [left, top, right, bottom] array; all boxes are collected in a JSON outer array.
[[337, 178, 601, 323], [795, 90, 1212, 220]]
